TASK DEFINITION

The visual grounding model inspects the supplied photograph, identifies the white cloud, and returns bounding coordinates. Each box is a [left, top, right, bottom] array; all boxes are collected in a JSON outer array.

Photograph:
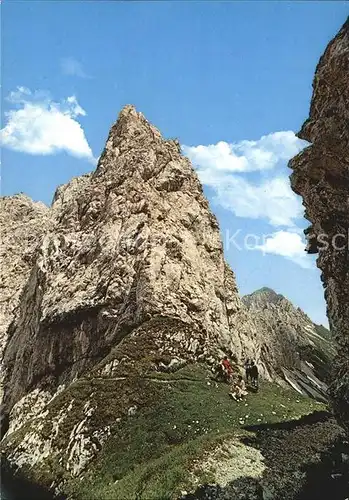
[[183, 131, 306, 174], [183, 131, 307, 228], [255, 230, 313, 269], [211, 174, 302, 227], [61, 57, 90, 79], [183, 131, 312, 267], [0, 86, 96, 163]]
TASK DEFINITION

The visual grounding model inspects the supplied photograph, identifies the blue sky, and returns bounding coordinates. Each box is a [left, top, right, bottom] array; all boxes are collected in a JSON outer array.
[[2, 1, 348, 326]]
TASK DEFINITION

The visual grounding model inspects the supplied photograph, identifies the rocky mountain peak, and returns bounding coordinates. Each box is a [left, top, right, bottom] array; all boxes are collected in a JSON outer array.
[[107, 105, 162, 147], [95, 105, 177, 178], [243, 287, 283, 308], [1, 105, 252, 420]]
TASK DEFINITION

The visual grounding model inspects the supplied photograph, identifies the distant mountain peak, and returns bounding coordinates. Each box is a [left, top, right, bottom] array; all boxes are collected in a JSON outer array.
[[242, 287, 284, 307], [242, 284, 334, 402], [252, 287, 279, 296]]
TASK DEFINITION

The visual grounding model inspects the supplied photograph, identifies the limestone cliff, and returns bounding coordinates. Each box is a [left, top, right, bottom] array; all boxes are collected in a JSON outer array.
[[289, 18, 349, 431], [243, 288, 335, 401]]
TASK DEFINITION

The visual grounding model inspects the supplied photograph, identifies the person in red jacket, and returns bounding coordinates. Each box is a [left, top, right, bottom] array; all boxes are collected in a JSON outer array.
[[221, 355, 233, 381]]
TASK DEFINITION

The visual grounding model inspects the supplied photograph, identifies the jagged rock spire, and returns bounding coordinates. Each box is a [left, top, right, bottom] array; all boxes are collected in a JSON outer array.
[[2, 105, 247, 418]]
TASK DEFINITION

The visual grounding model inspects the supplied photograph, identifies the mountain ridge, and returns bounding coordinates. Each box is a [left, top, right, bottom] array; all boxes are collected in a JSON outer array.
[[243, 287, 330, 330], [242, 286, 334, 401]]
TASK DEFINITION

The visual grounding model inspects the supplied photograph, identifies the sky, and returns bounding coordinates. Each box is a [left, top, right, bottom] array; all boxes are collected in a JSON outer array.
[[1, 1, 348, 326]]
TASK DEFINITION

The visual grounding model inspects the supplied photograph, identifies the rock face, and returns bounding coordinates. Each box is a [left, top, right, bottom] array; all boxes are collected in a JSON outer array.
[[0, 195, 52, 405], [243, 288, 334, 400], [289, 18, 349, 431], [0, 195, 51, 361], [0, 106, 256, 485]]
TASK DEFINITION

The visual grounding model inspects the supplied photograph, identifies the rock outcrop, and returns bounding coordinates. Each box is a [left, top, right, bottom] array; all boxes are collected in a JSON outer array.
[[243, 288, 334, 400], [289, 18, 349, 431]]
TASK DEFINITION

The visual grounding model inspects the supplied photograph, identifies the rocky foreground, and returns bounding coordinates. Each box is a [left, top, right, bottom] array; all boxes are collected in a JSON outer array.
[[2, 364, 347, 500], [0, 18, 348, 500]]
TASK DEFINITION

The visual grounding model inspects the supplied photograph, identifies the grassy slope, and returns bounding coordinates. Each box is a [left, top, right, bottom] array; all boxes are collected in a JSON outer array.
[[69, 364, 325, 500]]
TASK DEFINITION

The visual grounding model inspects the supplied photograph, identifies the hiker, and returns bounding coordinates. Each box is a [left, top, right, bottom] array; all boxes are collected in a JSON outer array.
[[212, 362, 224, 382], [250, 360, 259, 390], [212, 358, 229, 383], [244, 358, 252, 383], [230, 375, 248, 401], [221, 355, 233, 382]]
